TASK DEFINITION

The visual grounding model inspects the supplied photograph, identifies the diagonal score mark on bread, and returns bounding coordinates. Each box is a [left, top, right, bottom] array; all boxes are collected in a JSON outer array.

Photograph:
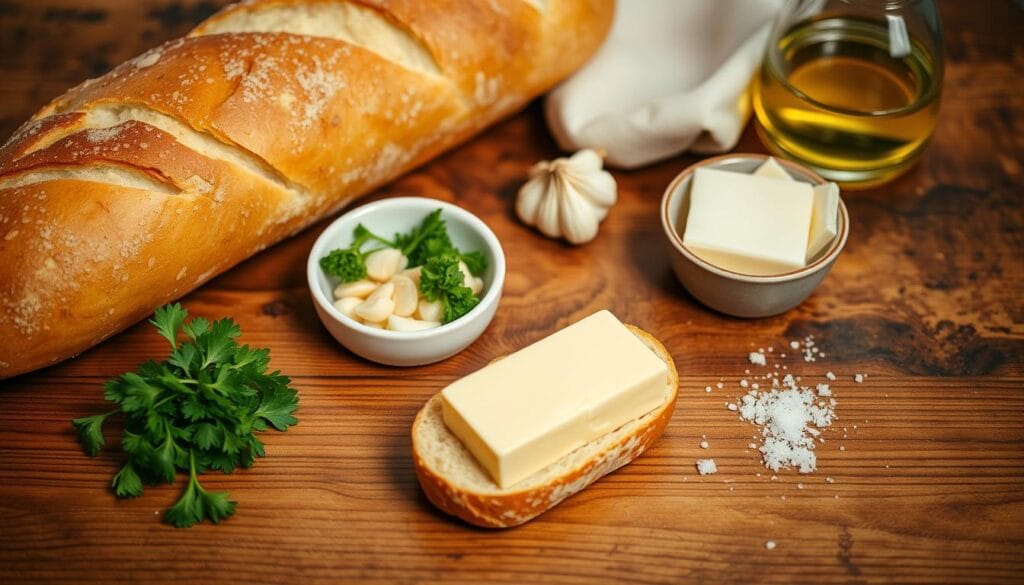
[[3, 105, 310, 199], [190, 1, 443, 77], [0, 165, 179, 195]]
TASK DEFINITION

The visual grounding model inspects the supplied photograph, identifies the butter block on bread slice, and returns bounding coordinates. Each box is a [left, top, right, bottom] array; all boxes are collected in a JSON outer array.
[[411, 324, 679, 528]]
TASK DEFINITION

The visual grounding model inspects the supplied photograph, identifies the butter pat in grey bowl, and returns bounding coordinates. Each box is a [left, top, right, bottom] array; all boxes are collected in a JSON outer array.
[[308, 197, 505, 366], [660, 154, 849, 318]]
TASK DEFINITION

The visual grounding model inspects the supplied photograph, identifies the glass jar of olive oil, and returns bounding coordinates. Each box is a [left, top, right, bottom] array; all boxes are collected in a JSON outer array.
[[753, 0, 944, 187]]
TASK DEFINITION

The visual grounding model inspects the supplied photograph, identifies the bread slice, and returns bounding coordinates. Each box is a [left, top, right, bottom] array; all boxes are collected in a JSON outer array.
[[411, 325, 679, 528]]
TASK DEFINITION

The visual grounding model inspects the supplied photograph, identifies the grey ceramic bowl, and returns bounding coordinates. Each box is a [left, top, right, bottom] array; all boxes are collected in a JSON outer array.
[[660, 154, 849, 318]]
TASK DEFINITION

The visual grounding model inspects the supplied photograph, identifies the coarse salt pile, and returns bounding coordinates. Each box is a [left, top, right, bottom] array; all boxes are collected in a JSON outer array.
[[738, 373, 836, 474]]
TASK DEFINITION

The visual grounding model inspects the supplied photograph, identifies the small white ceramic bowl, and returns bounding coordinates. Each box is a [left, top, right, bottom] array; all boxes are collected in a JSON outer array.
[[308, 197, 505, 366], [661, 154, 849, 318]]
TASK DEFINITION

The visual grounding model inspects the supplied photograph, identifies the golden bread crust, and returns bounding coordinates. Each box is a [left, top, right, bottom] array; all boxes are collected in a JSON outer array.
[[0, 0, 614, 378]]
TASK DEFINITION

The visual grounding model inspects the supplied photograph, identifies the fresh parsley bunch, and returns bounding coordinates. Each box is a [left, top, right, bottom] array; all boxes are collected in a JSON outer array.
[[72, 303, 299, 528], [319, 209, 487, 284]]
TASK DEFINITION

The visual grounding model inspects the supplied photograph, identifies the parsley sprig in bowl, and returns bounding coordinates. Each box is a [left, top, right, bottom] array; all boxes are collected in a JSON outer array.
[[308, 197, 506, 366]]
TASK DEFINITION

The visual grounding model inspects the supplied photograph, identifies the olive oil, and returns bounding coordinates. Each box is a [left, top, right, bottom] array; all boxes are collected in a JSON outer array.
[[753, 17, 941, 187]]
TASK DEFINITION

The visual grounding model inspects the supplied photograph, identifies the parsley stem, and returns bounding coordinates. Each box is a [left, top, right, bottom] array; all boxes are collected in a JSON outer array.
[[188, 448, 197, 482]]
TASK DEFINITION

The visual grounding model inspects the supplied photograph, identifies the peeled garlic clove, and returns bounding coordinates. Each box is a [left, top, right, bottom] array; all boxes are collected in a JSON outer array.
[[454, 261, 483, 294], [387, 314, 441, 332], [418, 298, 443, 323], [400, 266, 421, 287], [332, 296, 362, 319], [361, 319, 386, 329], [390, 274, 418, 317], [355, 282, 395, 322], [334, 279, 377, 299], [365, 248, 403, 282]]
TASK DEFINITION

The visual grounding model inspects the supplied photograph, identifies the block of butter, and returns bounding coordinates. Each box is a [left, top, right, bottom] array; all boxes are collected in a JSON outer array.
[[440, 310, 668, 488], [755, 158, 840, 261], [683, 167, 814, 276], [807, 182, 840, 261], [753, 157, 792, 181]]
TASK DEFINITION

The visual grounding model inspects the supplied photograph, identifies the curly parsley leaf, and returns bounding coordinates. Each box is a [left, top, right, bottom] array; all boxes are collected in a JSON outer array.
[[319, 248, 367, 283], [72, 412, 115, 457], [164, 451, 237, 528], [71, 304, 299, 528], [253, 379, 300, 431], [319, 223, 394, 283], [419, 255, 481, 323], [150, 303, 187, 349], [458, 250, 488, 277], [112, 463, 144, 498]]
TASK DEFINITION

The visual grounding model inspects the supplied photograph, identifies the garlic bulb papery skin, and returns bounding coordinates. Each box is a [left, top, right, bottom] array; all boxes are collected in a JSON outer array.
[[516, 149, 617, 245]]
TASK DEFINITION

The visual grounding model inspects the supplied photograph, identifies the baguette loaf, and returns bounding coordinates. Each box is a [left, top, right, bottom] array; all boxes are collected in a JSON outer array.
[[412, 324, 679, 528], [0, 0, 614, 379]]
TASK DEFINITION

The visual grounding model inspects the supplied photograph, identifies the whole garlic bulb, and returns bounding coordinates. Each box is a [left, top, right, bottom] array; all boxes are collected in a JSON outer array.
[[516, 149, 617, 245]]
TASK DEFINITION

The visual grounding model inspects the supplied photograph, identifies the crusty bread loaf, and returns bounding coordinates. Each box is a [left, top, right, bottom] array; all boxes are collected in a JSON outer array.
[[412, 324, 679, 528], [0, 0, 614, 379]]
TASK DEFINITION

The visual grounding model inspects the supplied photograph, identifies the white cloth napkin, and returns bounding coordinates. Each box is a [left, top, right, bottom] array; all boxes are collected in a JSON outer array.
[[545, 0, 786, 169]]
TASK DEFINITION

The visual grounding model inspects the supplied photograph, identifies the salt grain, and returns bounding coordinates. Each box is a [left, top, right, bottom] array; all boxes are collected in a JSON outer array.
[[749, 351, 767, 366], [696, 459, 717, 475], [700, 440, 710, 449], [854, 373, 865, 383], [766, 540, 777, 550], [826, 371, 836, 381]]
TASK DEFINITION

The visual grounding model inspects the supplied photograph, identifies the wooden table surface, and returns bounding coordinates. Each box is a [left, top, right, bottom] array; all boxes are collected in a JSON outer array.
[[1, 1, 1022, 583]]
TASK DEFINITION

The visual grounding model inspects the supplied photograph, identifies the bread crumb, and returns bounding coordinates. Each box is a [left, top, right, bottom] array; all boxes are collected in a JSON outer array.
[[696, 459, 717, 475]]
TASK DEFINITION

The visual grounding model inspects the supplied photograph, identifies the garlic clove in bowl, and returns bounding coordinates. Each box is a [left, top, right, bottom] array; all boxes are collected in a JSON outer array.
[[516, 149, 617, 244]]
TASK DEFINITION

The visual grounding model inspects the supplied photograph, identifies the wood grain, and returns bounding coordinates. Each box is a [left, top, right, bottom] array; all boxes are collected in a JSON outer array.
[[1, 0, 1022, 583]]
